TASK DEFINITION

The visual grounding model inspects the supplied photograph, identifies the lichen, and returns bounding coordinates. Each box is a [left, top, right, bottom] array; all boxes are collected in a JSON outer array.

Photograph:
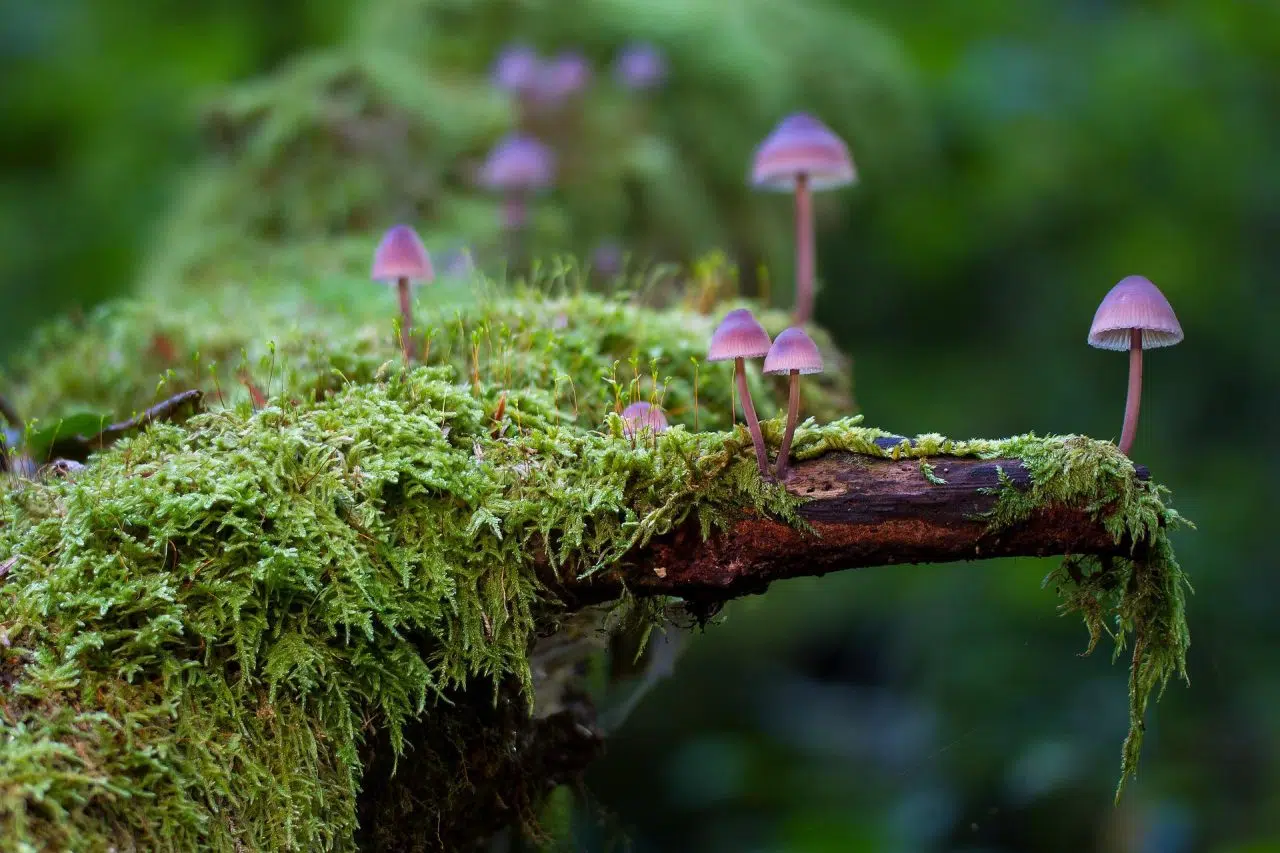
[[0, 285, 1189, 849]]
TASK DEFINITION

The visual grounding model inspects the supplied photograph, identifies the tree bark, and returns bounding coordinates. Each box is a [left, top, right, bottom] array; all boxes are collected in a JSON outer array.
[[564, 444, 1150, 605]]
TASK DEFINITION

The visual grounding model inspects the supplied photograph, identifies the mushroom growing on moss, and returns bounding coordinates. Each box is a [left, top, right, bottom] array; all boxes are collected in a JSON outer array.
[[707, 308, 772, 475], [371, 224, 434, 362], [620, 401, 669, 443], [1088, 275, 1184, 457], [763, 327, 824, 479], [751, 113, 856, 324]]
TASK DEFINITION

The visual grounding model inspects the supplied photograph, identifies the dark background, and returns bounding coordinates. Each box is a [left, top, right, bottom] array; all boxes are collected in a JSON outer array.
[[2, 1, 1276, 850]]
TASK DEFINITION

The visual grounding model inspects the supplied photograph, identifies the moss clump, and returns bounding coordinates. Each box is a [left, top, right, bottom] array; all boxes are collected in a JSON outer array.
[[2, 272, 853, 450], [0, 362, 806, 850]]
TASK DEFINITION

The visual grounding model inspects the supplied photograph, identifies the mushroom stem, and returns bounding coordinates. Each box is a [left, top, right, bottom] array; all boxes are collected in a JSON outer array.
[[794, 173, 815, 324], [396, 277, 415, 362], [1119, 328, 1143, 456], [503, 193, 528, 266], [775, 371, 801, 480], [734, 356, 770, 475]]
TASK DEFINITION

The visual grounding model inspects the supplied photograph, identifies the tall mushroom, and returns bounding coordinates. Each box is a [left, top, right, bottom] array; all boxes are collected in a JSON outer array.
[[371, 224, 434, 362], [750, 113, 856, 325], [707, 308, 772, 475], [763, 327, 824, 480], [1087, 275, 1184, 457], [477, 133, 556, 265]]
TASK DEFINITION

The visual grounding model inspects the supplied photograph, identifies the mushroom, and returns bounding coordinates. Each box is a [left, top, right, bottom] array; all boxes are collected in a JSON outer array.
[[763, 327, 824, 480], [536, 51, 592, 107], [621, 401, 669, 442], [613, 42, 667, 91], [371, 224, 435, 362], [751, 113, 856, 324], [706, 308, 773, 475], [477, 133, 556, 262], [1087, 275, 1184, 457]]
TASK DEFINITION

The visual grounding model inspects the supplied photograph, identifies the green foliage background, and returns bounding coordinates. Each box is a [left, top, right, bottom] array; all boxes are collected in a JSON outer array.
[[1, 0, 1276, 850]]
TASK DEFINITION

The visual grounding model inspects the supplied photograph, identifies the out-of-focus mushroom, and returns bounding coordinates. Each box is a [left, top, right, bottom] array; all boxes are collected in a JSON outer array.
[[707, 308, 773, 475], [751, 113, 856, 324], [491, 44, 542, 95], [621, 401, 669, 442], [614, 42, 667, 91], [536, 51, 592, 106], [763, 327, 824, 480], [371, 224, 435, 362], [1088, 275, 1184, 456], [478, 133, 555, 242]]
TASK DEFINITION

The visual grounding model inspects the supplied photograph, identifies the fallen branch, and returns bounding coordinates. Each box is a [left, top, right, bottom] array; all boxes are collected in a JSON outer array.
[[570, 446, 1150, 605], [45, 390, 204, 462]]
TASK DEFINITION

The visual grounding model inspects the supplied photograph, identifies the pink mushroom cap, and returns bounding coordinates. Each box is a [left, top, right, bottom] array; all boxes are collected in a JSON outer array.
[[478, 133, 556, 192], [1088, 275, 1184, 351], [763, 327, 824, 375], [371, 224, 435, 282], [621, 401, 669, 437], [751, 113, 856, 192], [706, 308, 772, 362]]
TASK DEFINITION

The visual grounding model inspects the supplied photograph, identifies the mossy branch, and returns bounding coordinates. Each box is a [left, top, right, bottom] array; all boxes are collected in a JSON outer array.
[[568, 448, 1153, 604]]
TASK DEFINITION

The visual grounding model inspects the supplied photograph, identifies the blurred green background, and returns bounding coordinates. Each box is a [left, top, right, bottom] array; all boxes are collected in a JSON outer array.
[[2, 0, 1276, 851]]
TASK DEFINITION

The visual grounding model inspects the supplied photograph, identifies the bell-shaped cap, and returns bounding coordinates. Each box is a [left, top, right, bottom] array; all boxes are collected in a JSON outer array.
[[478, 133, 556, 192], [621, 401, 669, 437], [371, 224, 434, 282], [763, 327, 824, 374], [492, 44, 542, 94], [614, 42, 667, 90], [536, 51, 592, 103], [1088, 275, 1184, 350], [706, 308, 772, 362], [751, 113, 856, 192]]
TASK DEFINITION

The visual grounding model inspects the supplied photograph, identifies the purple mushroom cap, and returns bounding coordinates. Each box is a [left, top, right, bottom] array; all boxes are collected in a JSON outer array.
[[535, 51, 593, 103], [492, 44, 542, 94], [1088, 275, 1184, 351], [621, 401, 669, 437], [614, 42, 667, 90], [763, 327, 824, 375], [751, 112, 856, 192], [706, 308, 772, 362], [371, 224, 435, 283], [478, 133, 556, 192]]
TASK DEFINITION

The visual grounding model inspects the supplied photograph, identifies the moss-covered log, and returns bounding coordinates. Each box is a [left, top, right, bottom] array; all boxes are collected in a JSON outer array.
[[0, 286, 1191, 851], [573, 449, 1153, 604]]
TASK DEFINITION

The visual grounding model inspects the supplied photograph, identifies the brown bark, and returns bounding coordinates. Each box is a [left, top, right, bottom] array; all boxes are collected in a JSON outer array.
[[564, 448, 1150, 605]]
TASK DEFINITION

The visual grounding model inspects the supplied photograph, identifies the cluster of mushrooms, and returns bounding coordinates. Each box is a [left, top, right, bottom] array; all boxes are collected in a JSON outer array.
[[371, 106, 1185, 481]]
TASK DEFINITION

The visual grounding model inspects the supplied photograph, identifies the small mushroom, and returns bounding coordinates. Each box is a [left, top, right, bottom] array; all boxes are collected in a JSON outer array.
[[478, 133, 556, 262], [1087, 275, 1183, 456], [613, 42, 667, 91], [491, 43, 543, 96], [751, 113, 856, 324], [707, 309, 773, 475], [763, 327, 824, 480], [536, 51, 593, 106], [371, 224, 435, 362], [621, 402, 669, 442]]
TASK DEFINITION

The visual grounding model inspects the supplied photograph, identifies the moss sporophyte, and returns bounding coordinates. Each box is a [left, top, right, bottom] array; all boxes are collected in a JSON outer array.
[[0, 284, 1188, 848]]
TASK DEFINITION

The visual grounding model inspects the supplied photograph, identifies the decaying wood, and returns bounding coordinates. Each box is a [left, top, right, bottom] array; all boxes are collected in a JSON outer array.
[[566, 446, 1151, 605]]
